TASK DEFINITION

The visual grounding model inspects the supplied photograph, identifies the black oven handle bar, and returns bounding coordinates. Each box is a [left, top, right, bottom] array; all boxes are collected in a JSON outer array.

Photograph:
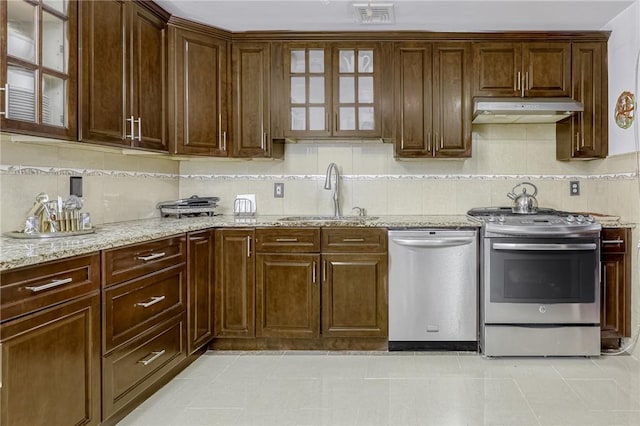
[[492, 243, 597, 251]]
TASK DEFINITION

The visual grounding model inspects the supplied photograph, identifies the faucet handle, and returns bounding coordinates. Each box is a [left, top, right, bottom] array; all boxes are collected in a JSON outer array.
[[352, 207, 366, 217]]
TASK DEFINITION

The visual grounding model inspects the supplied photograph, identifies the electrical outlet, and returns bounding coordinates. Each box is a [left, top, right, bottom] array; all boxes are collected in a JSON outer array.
[[274, 183, 284, 198], [70, 176, 83, 197], [570, 180, 580, 196]]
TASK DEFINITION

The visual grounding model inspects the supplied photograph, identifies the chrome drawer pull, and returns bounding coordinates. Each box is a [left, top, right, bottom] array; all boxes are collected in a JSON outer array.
[[343, 238, 365, 242], [25, 277, 73, 292], [275, 238, 298, 242], [602, 239, 624, 245], [135, 296, 165, 308], [137, 252, 166, 262], [312, 261, 316, 283], [138, 349, 166, 366]]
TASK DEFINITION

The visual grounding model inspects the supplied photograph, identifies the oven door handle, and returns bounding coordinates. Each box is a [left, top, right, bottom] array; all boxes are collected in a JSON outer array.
[[492, 243, 597, 251]]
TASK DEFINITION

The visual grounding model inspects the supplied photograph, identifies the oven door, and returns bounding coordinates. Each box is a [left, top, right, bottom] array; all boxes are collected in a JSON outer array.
[[483, 237, 600, 324]]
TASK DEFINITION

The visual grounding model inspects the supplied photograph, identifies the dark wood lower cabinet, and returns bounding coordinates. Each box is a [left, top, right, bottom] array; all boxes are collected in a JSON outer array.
[[102, 314, 186, 420], [322, 253, 388, 338], [256, 253, 320, 338], [188, 230, 216, 354], [600, 228, 632, 349], [0, 293, 101, 426], [214, 228, 255, 337]]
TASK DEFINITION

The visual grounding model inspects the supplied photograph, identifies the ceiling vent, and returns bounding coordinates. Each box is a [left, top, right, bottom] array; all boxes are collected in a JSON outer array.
[[352, 2, 395, 25]]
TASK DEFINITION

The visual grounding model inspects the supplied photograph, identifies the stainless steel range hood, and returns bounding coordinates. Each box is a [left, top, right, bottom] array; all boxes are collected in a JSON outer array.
[[472, 97, 584, 124]]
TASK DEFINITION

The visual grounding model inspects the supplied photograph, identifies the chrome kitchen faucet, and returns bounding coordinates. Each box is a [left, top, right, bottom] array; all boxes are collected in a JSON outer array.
[[323, 162, 342, 218]]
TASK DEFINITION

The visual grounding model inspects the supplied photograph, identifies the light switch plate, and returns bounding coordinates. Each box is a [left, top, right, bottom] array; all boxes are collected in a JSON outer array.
[[274, 183, 284, 198]]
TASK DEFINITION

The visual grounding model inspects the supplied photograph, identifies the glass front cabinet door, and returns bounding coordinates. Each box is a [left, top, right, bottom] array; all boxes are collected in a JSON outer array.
[[284, 42, 380, 139], [2, 0, 77, 139]]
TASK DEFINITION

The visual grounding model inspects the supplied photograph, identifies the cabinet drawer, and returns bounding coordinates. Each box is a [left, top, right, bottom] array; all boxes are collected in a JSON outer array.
[[102, 236, 186, 287], [1, 253, 100, 322], [104, 265, 186, 353], [256, 228, 321, 252], [321, 228, 387, 253], [601, 228, 628, 253], [102, 314, 185, 419]]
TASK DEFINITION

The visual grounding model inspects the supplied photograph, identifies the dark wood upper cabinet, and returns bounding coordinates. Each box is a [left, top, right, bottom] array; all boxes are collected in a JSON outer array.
[[279, 42, 381, 139], [473, 41, 570, 98], [231, 42, 274, 158], [1, 0, 78, 139], [556, 42, 608, 160], [79, 0, 168, 151], [395, 42, 471, 158], [168, 22, 230, 156]]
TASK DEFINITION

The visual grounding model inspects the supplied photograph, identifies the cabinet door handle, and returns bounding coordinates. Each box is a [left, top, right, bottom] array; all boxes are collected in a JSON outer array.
[[138, 349, 166, 366], [25, 277, 73, 293], [247, 236, 252, 257], [126, 116, 135, 140], [135, 295, 166, 308], [575, 132, 580, 152], [0, 83, 8, 117], [322, 260, 327, 282], [602, 239, 624, 245], [262, 132, 267, 150], [137, 252, 166, 262], [222, 131, 227, 151], [426, 132, 431, 151], [136, 117, 142, 141], [312, 261, 316, 283], [525, 72, 529, 91], [516, 71, 521, 91], [275, 238, 298, 242], [343, 238, 365, 242], [440, 135, 444, 150]]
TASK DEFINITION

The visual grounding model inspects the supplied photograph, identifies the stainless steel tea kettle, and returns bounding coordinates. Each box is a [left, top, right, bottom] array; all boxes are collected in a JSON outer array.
[[507, 182, 539, 214]]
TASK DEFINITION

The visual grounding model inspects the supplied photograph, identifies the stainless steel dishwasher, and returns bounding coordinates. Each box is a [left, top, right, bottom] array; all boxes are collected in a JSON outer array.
[[388, 229, 478, 351]]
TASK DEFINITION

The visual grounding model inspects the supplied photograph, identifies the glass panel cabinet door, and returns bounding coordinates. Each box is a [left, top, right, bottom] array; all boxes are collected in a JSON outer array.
[[285, 45, 331, 137], [2, 0, 77, 139], [333, 45, 379, 137]]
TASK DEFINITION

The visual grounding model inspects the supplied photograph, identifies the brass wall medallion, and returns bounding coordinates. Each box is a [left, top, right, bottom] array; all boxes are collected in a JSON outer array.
[[615, 91, 635, 129]]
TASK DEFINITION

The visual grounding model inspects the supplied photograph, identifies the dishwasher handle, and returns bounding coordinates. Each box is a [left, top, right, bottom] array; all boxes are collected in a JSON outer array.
[[391, 238, 476, 248]]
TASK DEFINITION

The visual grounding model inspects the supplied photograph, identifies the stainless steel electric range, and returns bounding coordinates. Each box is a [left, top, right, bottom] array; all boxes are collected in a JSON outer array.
[[468, 207, 602, 356]]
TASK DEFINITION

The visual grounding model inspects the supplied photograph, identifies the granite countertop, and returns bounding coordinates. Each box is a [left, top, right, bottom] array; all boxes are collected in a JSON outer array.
[[0, 214, 478, 271]]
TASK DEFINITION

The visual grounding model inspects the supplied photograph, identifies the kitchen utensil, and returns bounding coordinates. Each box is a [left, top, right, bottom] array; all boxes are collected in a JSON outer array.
[[507, 182, 539, 214]]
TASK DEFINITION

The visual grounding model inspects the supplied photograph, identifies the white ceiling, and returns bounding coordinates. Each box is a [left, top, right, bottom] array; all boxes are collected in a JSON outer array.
[[155, 0, 634, 32]]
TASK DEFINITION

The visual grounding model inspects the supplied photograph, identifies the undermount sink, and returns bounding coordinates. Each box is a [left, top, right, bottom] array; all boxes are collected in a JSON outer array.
[[278, 215, 379, 222]]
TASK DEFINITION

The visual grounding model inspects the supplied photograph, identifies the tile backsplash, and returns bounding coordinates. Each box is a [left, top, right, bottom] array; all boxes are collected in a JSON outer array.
[[179, 124, 640, 222], [3, 125, 640, 234]]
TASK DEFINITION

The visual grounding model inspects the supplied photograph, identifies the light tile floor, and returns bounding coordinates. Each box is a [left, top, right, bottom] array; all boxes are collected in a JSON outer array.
[[118, 351, 640, 426]]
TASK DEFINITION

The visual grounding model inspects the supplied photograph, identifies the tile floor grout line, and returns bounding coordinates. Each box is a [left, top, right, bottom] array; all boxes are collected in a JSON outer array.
[[512, 376, 543, 426]]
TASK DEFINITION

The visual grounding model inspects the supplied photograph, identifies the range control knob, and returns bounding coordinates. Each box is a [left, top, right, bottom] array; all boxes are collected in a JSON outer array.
[[487, 215, 495, 222], [498, 215, 506, 223], [566, 214, 575, 222], [576, 215, 585, 223], [585, 215, 595, 223]]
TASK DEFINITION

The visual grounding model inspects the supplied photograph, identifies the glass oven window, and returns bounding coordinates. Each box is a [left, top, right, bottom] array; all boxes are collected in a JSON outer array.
[[489, 240, 597, 304]]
